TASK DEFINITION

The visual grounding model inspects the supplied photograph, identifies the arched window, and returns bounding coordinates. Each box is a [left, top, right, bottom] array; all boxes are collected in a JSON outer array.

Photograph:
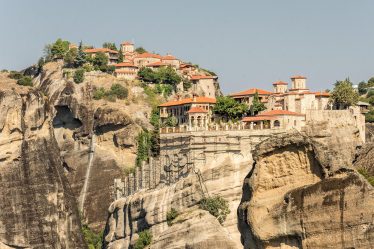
[[294, 120, 297, 126], [274, 120, 280, 127]]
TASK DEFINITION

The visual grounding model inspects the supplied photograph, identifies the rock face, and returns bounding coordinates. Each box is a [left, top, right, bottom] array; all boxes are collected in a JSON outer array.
[[238, 133, 374, 249], [103, 156, 253, 249], [33, 62, 152, 230], [0, 89, 86, 248], [104, 112, 372, 249]]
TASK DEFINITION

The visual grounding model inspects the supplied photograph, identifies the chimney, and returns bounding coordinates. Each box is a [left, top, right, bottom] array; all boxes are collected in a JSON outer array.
[[192, 94, 197, 102]]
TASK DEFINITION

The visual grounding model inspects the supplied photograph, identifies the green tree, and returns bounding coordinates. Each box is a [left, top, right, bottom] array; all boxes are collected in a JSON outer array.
[[37, 57, 45, 74], [138, 67, 157, 83], [149, 108, 161, 156], [367, 90, 374, 98], [249, 91, 266, 115], [118, 50, 124, 63], [330, 78, 359, 109], [213, 96, 248, 120], [358, 81, 368, 95], [165, 116, 178, 127], [109, 84, 128, 99], [368, 96, 374, 106], [368, 77, 374, 87], [182, 78, 192, 90], [73, 68, 85, 83], [135, 47, 147, 54], [17, 76, 33, 86], [51, 38, 69, 59], [93, 87, 106, 100], [102, 42, 117, 50], [75, 41, 87, 68], [92, 52, 109, 71], [365, 109, 374, 122], [157, 66, 181, 85], [64, 48, 78, 68], [136, 130, 152, 167]]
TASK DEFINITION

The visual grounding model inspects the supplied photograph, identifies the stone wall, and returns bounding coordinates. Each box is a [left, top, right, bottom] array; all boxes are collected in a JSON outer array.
[[113, 129, 285, 200]]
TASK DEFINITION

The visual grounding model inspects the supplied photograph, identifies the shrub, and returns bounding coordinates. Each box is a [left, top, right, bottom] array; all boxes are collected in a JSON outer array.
[[73, 68, 85, 83], [199, 195, 230, 224], [83, 63, 94, 72], [365, 110, 374, 123], [82, 223, 102, 249], [9, 71, 23, 80], [109, 84, 128, 99], [166, 208, 179, 226], [182, 78, 192, 90], [93, 87, 106, 100], [134, 230, 152, 249], [17, 76, 33, 86], [367, 90, 374, 98]]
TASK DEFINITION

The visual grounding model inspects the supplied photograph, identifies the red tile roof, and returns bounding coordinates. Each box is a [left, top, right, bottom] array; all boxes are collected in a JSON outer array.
[[134, 53, 162, 59], [314, 91, 330, 97], [190, 75, 217, 80], [290, 75, 307, 79], [230, 88, 272, 97], [273, 81, 288, 85], [159, 96, 216, 107], [258, 110, 304, 116], [147, 61, 167, 67], [84, 48, 118, 54], [121, 41, 133, 45], [115, 62, 137, 68], [187, 107, 208, 113], [242, 116, 275, 122]]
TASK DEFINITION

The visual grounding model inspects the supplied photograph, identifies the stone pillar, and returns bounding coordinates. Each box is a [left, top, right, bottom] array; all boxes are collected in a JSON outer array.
[[260, 121, 263, 130], [250, 122, 254, 130]]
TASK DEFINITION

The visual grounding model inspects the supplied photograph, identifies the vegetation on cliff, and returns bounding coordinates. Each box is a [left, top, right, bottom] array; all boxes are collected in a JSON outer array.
[[330, 79, 359, 109], [199, 195, 230, 224], [82, 223, 103, 249], [134, 230, 152, 249], [93, 83, 129, 101], [166, 208, 179, 226]]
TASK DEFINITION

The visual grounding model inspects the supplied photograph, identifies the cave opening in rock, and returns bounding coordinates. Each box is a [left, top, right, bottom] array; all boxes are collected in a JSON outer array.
[[53, 106, 82, 130]]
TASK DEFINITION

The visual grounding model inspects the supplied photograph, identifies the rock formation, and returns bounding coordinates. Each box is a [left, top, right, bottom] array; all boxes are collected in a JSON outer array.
[[0, 87, 86, 248], [238, 133, 374, 249]]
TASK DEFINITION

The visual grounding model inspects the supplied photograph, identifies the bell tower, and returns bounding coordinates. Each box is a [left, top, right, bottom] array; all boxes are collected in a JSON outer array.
[[290, 75, 308, 92]]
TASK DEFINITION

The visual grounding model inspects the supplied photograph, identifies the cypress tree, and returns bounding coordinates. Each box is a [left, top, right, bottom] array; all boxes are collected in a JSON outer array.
[[74, 41, 86, 68]]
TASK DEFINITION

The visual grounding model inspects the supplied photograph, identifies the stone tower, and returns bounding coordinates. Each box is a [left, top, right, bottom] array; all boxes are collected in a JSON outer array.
[[290, 75, 308, 91], [120, 41, 134, 54], [272, 81, 288, 93]]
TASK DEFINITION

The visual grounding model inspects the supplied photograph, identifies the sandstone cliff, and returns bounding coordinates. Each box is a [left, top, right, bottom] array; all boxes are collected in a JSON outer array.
[[103, 110, 373, 248], [238, 133, 374, 249], [0, 84, 86, 248]]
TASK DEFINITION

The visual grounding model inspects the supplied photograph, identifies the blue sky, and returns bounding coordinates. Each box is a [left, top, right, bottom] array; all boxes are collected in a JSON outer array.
[[1, 0, 373, 94]]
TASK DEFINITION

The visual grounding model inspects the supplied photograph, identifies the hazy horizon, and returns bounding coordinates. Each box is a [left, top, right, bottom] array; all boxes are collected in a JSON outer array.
[[1, 0, 374, 94]]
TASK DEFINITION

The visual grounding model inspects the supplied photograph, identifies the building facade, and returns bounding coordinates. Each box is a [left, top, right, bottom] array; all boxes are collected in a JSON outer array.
[[84, 48, 119, 65], [159, 96, 216, 130]]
